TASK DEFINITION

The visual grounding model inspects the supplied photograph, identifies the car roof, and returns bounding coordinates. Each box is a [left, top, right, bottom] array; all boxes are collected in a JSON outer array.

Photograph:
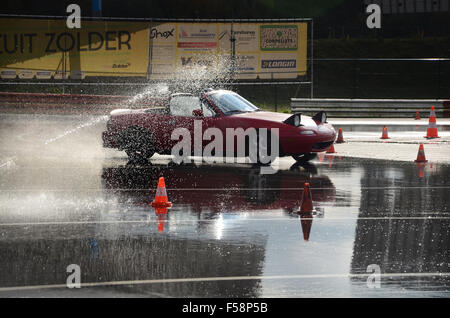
[[170, 92, 194, 98], [170, 89, 235, 98], [204, 89, 234, 95]]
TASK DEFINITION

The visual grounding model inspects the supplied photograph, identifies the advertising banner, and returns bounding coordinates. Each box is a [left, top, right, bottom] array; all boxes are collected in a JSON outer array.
[[0, 18, 149, 78], [148, 23, 176, 79], [148, 22, 307, 80], [258, 23, 307, 79], [0, 19, 307, 80]]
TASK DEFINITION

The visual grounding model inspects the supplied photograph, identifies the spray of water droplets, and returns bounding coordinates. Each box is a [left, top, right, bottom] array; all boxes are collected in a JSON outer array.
[[42, 55, 240, 147], [44, 115, 109, 145], [126, 83, 171, 106], [128, 54, 240, 106]]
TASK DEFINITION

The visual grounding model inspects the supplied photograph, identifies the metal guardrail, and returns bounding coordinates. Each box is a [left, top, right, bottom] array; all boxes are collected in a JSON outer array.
[[291, 98, 450, 118]]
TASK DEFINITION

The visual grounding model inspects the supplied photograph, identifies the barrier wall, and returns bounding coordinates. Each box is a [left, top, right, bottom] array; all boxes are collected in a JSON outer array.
[[0, 92, 165, 114], [291, 98, 450, 118]]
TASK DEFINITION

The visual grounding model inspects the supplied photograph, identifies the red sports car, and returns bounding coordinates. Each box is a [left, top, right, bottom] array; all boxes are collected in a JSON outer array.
[[102, 89, 336, 162]]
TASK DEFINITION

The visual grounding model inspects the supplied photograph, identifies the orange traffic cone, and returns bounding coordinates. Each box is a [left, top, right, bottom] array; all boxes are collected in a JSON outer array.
[[326, 144, 336, 153], [300, 182, 313, 213], [318, 152, 325, 163], [424, 106, 439, 139], [416, 163, 426, 179], [151, 177, 172, 208], [335, 128, 345, 143], [299, 212, 313, 241], [380, 126, 390, 139], [415, 111, 421, 120], [154, 207, 168, 233], [414, 144, 428, 163], [325, 154, 334, 167]]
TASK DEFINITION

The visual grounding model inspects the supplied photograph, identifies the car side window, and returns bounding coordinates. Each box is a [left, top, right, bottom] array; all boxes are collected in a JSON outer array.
[[201, 100, 215, 117], [170, 95, 201, 117]]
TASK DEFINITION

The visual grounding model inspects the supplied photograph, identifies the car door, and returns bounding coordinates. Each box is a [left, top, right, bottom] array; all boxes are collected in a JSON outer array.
[[167, 94, 222, 157], [166, 94, 202, 155], [199, 98, 223, 156]]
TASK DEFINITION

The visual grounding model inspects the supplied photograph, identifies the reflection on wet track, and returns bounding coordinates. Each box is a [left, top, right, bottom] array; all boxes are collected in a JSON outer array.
[[0, 115, 449, 297]]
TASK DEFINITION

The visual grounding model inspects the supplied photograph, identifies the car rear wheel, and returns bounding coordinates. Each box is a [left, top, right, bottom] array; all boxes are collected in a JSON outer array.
[[118, 127, 155, 162], [292, 153, 317, 163]]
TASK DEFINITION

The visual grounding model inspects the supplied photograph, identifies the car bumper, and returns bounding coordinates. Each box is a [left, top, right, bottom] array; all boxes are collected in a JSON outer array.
[[281, 124, 336, 154]]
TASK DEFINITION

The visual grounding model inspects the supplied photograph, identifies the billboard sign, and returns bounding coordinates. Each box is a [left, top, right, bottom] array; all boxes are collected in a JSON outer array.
[[148, 22, 307, 80], [0, 19, 307, 80], [0, 18, 149, 78]]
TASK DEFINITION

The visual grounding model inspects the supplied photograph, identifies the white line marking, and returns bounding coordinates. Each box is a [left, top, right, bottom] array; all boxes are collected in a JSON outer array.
[[1, 186, 450, 192], [0, 272, 448, 292], [0, 220, 149, 227], [0, 217, 448, 227]]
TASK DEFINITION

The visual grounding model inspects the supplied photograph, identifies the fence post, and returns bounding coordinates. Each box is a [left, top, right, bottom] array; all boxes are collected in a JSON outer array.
[[275, 83, 278, 112], [352, 59, 359, 99], [271, 72, 277, 112], [437, 58, 441, 99], [310, 18, 314, 99], [62, 51, 66, 94]]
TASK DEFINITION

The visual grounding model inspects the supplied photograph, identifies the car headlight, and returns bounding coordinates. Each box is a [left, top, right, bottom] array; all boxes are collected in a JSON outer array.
[[283, 113, 302, 127], [294, 114, 300, 127], [312, 111, 327, 124], [300, 130, 315, 135]]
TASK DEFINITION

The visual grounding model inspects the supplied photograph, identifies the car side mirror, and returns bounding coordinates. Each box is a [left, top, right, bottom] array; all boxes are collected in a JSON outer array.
[[192, 109, 203, 117]]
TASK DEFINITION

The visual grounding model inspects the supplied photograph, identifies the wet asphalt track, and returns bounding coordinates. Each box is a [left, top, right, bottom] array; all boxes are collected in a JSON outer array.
[[0, 114, 449, 297]]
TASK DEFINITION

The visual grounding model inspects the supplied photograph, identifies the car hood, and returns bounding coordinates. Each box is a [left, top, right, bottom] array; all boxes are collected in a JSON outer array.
[[232, 111, 318, 128]]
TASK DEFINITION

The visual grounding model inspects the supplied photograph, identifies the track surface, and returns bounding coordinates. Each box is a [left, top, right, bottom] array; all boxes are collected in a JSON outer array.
[[0, 114, 449, 297]]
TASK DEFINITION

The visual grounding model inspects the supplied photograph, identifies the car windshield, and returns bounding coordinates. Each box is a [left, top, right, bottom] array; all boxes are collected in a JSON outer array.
[[208, 91, 259, 115]]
